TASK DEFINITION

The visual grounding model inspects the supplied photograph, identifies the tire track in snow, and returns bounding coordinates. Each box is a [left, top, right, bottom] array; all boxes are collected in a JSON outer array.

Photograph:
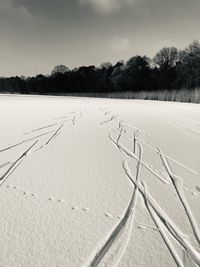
[[84, 142, 143, 267]]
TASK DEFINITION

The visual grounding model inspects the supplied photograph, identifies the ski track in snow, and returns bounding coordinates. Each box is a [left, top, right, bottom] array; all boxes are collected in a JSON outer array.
[[0, 110, 83, 155], [0, 162, 10, 169], [149, 107, 200, 144], [109, 134, 169, 184], [142, 182, 184, 267], [22, 122, 60, 135], [0, 110, 84, 190], [1, 104, 200, 267], [100, 114, 119, 125], [123, 160, 200, 266], [106, 124, 197, 175], [84, 142, 143, 267], [84, 107, 200, 267], [159, 151, 200, 246], [0, 130, 55, 153], [173, 125, 200, 143], [0, 140, 38, 187]]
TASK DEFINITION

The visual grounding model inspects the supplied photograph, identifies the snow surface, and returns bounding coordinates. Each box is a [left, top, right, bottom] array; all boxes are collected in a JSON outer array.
[[0, 94, 200, 267]]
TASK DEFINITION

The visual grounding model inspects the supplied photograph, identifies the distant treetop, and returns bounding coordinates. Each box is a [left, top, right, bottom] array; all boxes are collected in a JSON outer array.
[[51, 65, 69, 75]]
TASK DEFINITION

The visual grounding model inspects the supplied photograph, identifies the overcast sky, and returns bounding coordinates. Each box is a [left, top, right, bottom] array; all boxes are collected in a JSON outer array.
[[0, 0, 200, 76]]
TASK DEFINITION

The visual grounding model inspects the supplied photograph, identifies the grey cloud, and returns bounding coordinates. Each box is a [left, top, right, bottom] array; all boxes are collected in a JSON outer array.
[[0, 0, 200, 76], [8, 0, 81, 21], [79, 0, 135, 14]]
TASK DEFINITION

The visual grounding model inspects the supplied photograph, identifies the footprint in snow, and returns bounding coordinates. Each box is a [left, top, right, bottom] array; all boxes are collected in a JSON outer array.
[[105, 212, 112, 218], [82, 207, 90, 212], [6, 185, 19, 189], [57, 199, 66, 203], [48, 198, 56, 201], [71, 206, 78, 210]]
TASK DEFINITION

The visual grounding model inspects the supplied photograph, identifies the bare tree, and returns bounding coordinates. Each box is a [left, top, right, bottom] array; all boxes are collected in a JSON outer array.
[[51, 65, 69, 75], [100, 62, 112, 70], [153, 47, 178, 69], [187, 40, 200, 54]]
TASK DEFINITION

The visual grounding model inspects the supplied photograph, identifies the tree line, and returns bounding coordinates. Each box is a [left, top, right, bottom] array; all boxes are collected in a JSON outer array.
[[0, 40, 200, 95]]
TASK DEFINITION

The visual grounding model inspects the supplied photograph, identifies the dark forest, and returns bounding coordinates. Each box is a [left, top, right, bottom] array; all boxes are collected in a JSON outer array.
[[1, 40, 200, 96]]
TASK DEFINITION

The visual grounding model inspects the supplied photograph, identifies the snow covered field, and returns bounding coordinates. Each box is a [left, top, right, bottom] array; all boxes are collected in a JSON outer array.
[[0, 94, 200, 267]]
